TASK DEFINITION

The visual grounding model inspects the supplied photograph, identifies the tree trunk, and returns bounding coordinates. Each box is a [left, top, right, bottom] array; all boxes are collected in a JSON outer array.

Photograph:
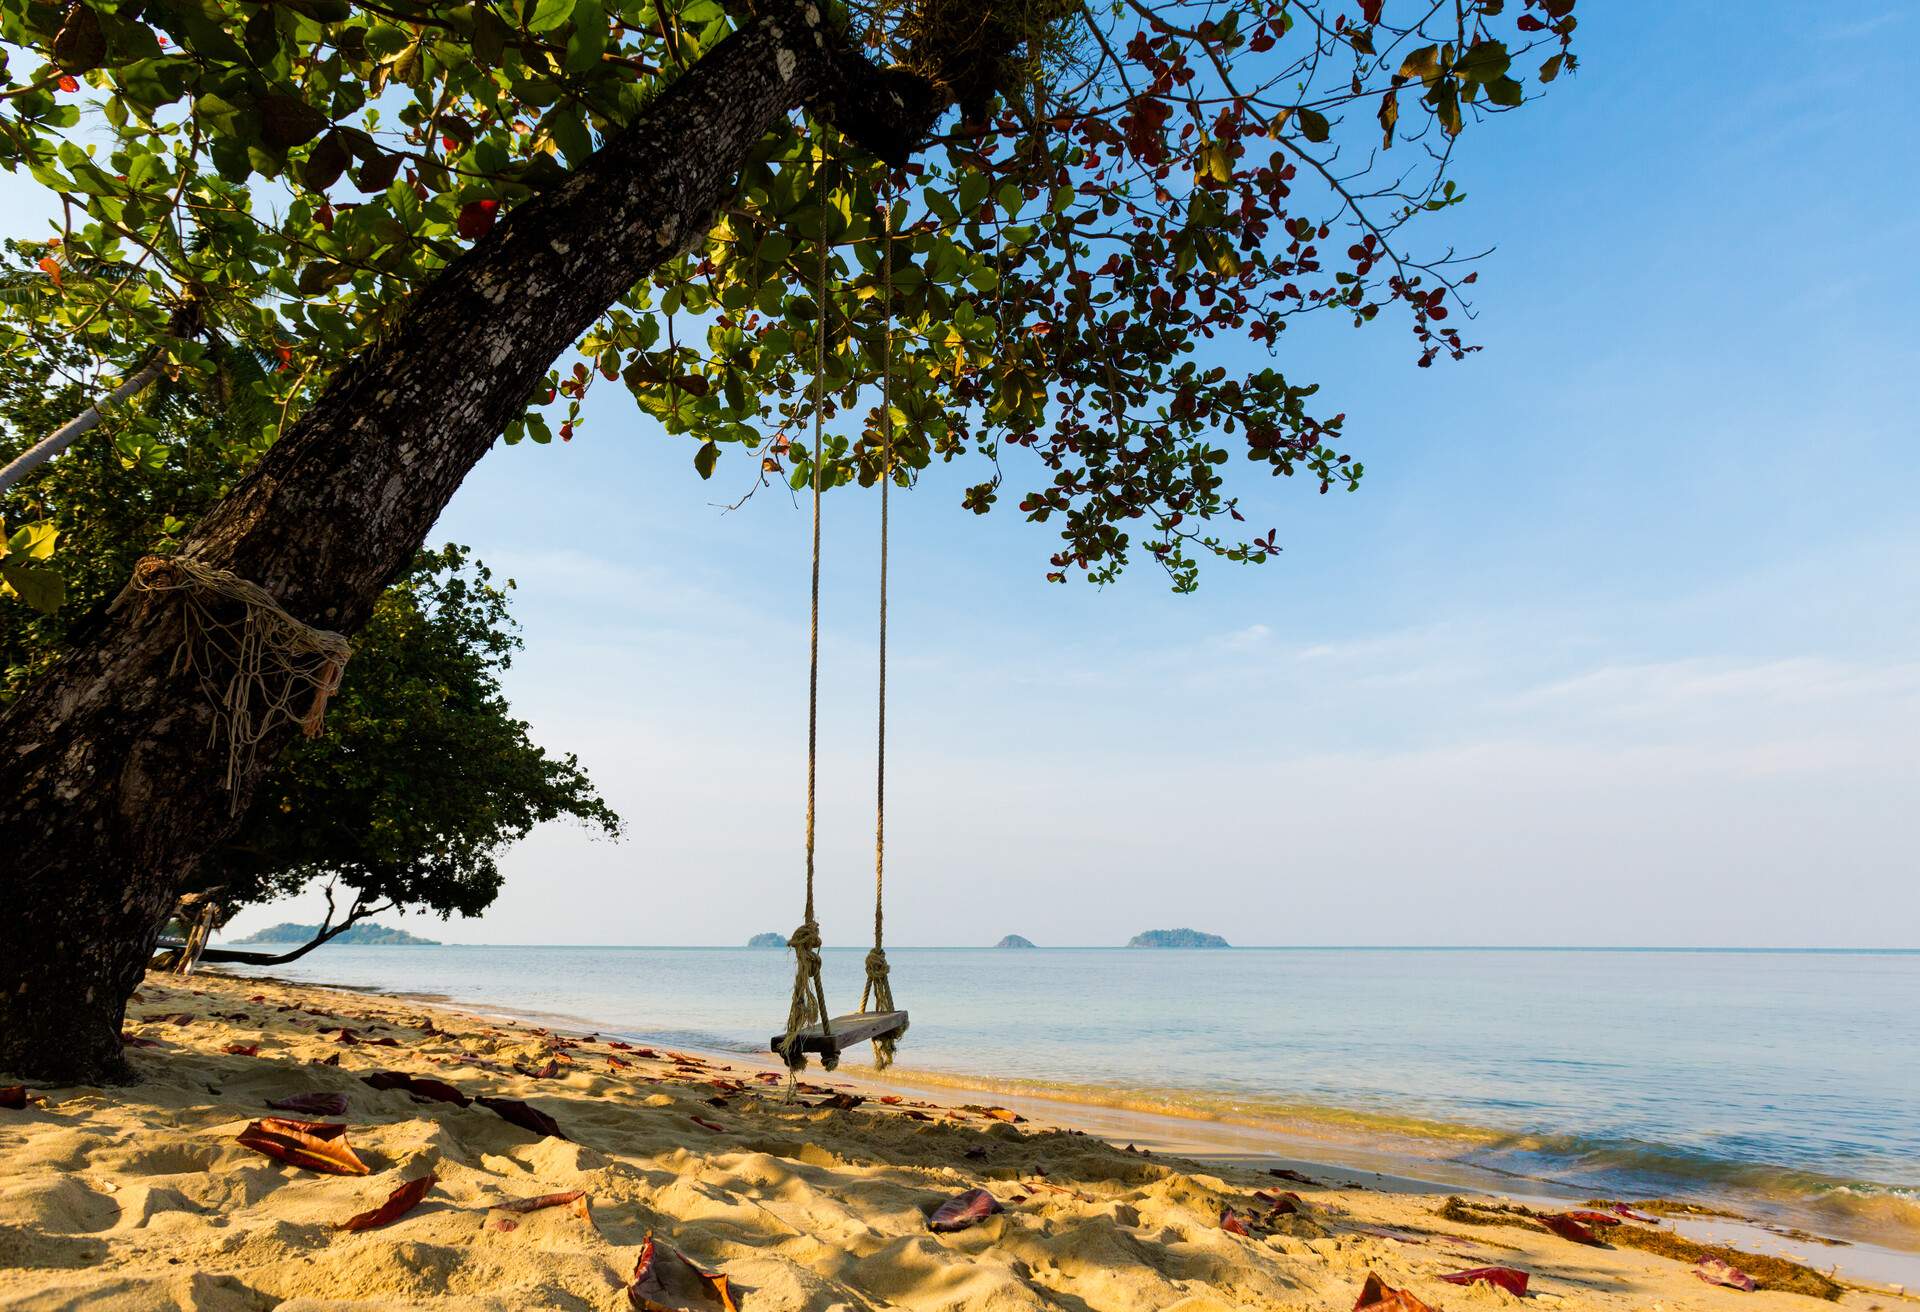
[[0, 1, 943, 1084]]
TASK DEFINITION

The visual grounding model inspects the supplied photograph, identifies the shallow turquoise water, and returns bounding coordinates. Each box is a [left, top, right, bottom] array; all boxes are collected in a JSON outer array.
[[221, 945, 1920, 1230]]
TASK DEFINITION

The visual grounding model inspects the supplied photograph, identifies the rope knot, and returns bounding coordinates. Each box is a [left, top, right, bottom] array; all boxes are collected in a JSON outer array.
[[779, 919, 832, 1073], [863, 946, 890, 981]]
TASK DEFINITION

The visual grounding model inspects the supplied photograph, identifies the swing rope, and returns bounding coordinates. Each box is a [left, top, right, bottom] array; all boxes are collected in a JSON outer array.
[[859, 183, 905, 1069], [780, 180, 838, 1075]]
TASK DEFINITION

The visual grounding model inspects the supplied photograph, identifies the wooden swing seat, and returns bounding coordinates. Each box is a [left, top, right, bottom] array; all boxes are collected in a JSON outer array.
[[772, 1010, 908, 1060]]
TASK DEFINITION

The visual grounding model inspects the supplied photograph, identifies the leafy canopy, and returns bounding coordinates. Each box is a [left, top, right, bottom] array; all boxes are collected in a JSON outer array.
[[0, 0, 1577, 589]]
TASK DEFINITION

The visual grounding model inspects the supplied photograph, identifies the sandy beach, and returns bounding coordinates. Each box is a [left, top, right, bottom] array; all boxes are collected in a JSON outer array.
[[1, 971, 1908, 1312]]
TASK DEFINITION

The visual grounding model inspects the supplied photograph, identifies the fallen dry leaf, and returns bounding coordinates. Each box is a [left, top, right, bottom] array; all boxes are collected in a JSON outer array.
[[498, 1189, 588, 1214], [476, 1096, 568, 1140], [268, 1091, 350, 1116], [690, 1115, 725, 1132], [1439, 1267, 1529, 1296], [1567, 1209, 1623, 1227], [609, 1054, 633, 1069], [1696, 1257, 1757, 1292], [1220, 1206, 1250, 1235], [364, 1070, 471, 1106], [1539, 1213, 1605, 1246], [928, 1188, 1003, 1233], [120, 1033, 161, 1048], [628, 1233, 736, 1311], [339, 1172, 437, 1231], [223, 1043, 261, 1057], [963, 1104, 1023, 1123], [236, 1118, 370, 1175], [1354, 1272, 1435, 1312], [0, 1086, 30, 1110]]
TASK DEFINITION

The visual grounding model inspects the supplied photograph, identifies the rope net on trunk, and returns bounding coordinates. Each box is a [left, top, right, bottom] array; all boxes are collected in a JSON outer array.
[[115, 555, 351, 812]]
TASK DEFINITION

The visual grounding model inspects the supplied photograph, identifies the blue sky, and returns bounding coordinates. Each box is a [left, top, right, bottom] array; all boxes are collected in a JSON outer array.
[[9, 5, 1917, 946]]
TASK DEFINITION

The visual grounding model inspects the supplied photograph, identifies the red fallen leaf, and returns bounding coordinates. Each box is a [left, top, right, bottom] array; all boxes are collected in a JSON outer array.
[[690, 1115, 725, 1132], [1612, 1203, 1660, 1223], [1354, 1272, 1436, 1312], [755, 1072, 782, 1084], [315, 1053, 342, 1067], [223, 1043, 261, 1056], [901, 1109, 933, 1121], [268, 1091, 349, 1116], [1220, 1206, 1250, 1235], [497, 1189, 587, 1213], [1440, 1267, 1530, 1296], [332, 1029, 361, 1045], [250, 994, 267, 1002], [369, 1036, 401, 1048], [963, 1104, 1023, 1123], [609, 1040, 633, 1050], [0, 1086, 29, 1109], [339, 1172, 437, 1231], [1255, 1189, 1303, 1214], [236, 1118, 370, 1175], [363, 1070, 471, 1106], [666, 1051, 704, 1065], [928, 1188, 1003, 1233], [628, 1232, 737, 1311], [1696, 1258, 1757, 1292], [121, 1032, 161, 1048], [1540, 1213, 1605, 1245], [814, 1092, 864, 1110], [879, 1094, 903, 1104], [609, 1054, 633, 1069], [1567, 1209, 1623, 1227], [476, 1096, 568, 1140], [632, 1048, 659, 1059], [457, 198, 500, 239], [528, 1059, 562, 1079]]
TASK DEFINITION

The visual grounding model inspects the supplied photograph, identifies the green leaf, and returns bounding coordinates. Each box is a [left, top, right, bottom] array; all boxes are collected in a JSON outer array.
[[693, 441, 718, 479], [1, 561, 65, 613], [525, 0, 573, 33], [1295, 107, 1330, 143]]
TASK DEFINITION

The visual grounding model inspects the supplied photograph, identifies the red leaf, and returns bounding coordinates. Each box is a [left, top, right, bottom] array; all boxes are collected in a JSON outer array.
[[628, 1233, 737, 1311], [497, 1189, 587, 1214], [609, 1054, 632, 1069], [1567, 1209, 1622, 1227], [608, 1040, 633, 1050], [1354, 1272, 1435, 1312], [268, 1091, 350, 1116], [339, 1172, 437, 1231], [0, 1085, 29, 1110], [1439, 1267, 1530, 1296], [1696, 1258, 1757, 1292], [1220, 1206, 1250, 1235], [121, 1032, 161, 1048], [690, 1115, 725, 1132], [928, 1188, 1003, 1233], [236, 1118, 370, 1175], [223, 1043, 261, 1057], [476, 1096, 568, 1140], [1540, 1213, 1605, 1246], [457, 198, 500, 239], [58, 74, 78, 92], [363, 1070, 471, 1106]]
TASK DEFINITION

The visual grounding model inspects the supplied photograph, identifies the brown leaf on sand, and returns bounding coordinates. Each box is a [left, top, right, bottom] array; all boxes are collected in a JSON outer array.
[[364, 1070, 472, 1107], [236, 1118, 370, 1175], [0, 1085, 32, 1110], [1439, 1267, 1530, 1296], [498, 1189, 588, 1214], [879, 1094, 904, 1104], [814, 1092, 864, 1110], [1354, 1272, 1435, 1312], [629, 1233, 737, 1311], [268, 1091, 350, 1116], [315, 1053, 342, 1067], [1220, 1206, 1251, 1235], [223, 1043, 261, 1057], [609, 1054, 633, 1069], [121, 1032, 161, 1048], [901, 1109, 933, 1122], [929, 1188, 1003, 1233], [339, 1172, 438, 1231], [1540, 1213, 1606, 1246], [1268, 1167, 1322, 1186], [527, 1059, 562, 1079], [476, 1096, 568, 1140], [1696, 1258, 1757, 1292], [1255, 1189, 1304, 1215], [691, 1115, 726, 1132], [963, 1104, 1023, 1123], [1567, 1209, 1623, 1228]]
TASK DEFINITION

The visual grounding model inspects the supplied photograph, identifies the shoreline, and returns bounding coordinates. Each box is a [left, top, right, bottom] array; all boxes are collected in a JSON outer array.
[[8, 968, 1915, 1310], [238, 966, 1920, 1286]]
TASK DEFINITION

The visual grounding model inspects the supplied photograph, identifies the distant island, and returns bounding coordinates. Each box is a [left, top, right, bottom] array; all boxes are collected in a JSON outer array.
[[229, 922, 440, 946], [1128, 928, 1230, 948], [747, 932, 788, 948], [995, 934, 1037, 949]]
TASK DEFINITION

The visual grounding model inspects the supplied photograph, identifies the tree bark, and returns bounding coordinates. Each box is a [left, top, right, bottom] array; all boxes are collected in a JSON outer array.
[[0, 0, 945, 1084]]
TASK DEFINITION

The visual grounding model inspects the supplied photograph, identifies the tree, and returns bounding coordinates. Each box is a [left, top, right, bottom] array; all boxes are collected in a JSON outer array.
[[0, 337, 619, 963], [197, 545, 622, 960], [0, 0, 1580, 1079]]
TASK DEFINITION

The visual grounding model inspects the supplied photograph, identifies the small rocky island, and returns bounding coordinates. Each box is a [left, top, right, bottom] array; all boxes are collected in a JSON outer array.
[[1128, 928, 1230, 948], [747, 932, 788, 948], [231, 922, 439, 946], [995, 934, 1037, 948]]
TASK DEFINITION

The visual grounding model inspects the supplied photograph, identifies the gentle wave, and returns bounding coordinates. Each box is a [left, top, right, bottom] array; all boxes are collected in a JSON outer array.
[[852, 1062, 1920, 1250]]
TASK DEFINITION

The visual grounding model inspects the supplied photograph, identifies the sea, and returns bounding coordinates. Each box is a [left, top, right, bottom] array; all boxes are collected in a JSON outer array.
[[218, 944, 1920, 1258]]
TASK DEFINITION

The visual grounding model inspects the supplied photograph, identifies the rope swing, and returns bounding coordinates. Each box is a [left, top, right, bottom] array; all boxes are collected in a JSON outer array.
[[775, 164, 910, 1075]]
